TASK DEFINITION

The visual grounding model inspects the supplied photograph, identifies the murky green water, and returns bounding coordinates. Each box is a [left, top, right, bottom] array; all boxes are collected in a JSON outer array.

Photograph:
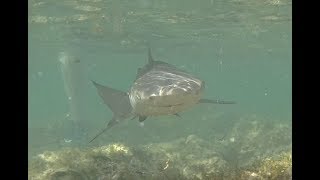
[[28, 0, 291, 179]]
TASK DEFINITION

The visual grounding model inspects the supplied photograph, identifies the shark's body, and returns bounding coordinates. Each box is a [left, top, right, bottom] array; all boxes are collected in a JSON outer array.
[[89, 48, 234, 143], [129, 49, 205, 121]]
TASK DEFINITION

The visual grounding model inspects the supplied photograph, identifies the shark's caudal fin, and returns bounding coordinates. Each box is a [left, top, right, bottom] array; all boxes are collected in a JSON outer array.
[[199, 99, 236, 104], [89, 81, 133, 143]]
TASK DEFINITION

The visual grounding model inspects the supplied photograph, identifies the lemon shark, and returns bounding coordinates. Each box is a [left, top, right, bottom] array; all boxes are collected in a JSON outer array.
[[89, 48, 235, 143]]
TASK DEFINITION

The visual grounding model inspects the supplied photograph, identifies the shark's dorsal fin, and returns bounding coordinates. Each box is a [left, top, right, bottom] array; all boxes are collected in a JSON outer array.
[[148, 47, 154, 63], [199, 99, 236, 104], [134, 48, 156, 80]]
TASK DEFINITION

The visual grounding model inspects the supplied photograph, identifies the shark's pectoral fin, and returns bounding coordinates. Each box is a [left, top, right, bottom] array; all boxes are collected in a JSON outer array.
[[92, 80, 132, 117], [139, 116, 147, 122], [199, 99, 236, 104]]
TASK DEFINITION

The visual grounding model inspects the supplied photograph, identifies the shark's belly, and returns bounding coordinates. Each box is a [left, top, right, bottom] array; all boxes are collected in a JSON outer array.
[[129, 92, 202, 116]]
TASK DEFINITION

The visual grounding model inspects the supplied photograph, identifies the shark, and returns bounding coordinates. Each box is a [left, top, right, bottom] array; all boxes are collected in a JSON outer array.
[[89, 48, 235, 143]]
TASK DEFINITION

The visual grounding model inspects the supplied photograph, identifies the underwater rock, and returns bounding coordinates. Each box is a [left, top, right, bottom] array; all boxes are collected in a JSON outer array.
[[29, 135, 226, 180], [29, 114, 292, 180], [49, 168, 88, 180], [238, 151, 292, 180], [216, 114, 292, 168]]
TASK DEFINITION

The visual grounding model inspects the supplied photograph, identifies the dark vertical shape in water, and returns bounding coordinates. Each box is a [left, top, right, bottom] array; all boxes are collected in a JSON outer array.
[[58, 51, 88, 145], [111, 0, 124, 35]]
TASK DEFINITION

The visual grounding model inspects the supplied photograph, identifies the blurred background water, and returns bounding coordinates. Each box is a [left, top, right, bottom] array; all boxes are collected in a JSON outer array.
[[28, 0, 291, 164]]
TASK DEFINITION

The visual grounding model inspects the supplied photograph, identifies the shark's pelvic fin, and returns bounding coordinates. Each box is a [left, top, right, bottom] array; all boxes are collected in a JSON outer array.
[[139, 116, 147, 122], [130, 115, 138, 121]]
